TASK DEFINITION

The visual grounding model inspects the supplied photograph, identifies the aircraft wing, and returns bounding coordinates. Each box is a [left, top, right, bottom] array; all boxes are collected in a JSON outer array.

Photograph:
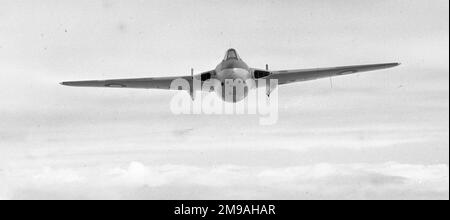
[[61, 76, 192, 90], [265, 63, 400, 85]]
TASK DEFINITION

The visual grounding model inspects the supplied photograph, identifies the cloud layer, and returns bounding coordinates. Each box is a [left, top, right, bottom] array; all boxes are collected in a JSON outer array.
[[0, 162, 448, 200]]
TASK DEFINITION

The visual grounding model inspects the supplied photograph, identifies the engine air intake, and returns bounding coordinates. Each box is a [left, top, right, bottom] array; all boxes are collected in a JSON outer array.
[[253, 70, 271, 79]]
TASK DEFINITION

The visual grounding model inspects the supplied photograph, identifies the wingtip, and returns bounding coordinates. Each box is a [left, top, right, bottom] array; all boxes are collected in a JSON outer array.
[[385, 62, 401, 68], [60, 82, 73, 86]]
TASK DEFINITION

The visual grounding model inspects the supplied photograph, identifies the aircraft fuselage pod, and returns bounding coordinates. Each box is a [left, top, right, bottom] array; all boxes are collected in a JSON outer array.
[[212, 49, 255, 102]]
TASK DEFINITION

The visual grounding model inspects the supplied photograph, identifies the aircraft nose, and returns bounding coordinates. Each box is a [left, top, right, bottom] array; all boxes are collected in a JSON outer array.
[[228, 48, 238, 55], [224, 48, 240, 60]]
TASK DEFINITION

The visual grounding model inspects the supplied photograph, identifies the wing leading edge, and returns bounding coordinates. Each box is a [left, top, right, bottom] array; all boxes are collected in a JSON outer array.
[[266, 63, 400, 85], [61, 76, 192, 90]]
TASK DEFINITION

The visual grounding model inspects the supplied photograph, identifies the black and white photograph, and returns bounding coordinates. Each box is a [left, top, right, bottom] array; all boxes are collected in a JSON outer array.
[[0, 0, 448, 205]]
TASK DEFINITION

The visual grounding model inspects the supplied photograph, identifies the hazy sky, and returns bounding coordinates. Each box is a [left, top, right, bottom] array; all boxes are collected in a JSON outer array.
[[0, 0, 448, 199]]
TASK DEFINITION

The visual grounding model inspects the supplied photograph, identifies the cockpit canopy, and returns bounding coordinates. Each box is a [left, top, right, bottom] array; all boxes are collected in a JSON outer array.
[[223, 48, 241, 61]]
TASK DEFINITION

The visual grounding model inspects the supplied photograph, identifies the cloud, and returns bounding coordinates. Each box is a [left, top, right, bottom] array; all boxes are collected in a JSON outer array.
[[0, 162, 448, 200]]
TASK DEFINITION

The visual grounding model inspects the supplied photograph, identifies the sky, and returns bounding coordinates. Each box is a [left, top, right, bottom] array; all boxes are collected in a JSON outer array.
[[0, 0, 448, 199]]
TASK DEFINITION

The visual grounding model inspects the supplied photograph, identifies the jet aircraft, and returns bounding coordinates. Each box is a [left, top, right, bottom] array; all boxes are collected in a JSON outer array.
[[61, 48, 400, 102]]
